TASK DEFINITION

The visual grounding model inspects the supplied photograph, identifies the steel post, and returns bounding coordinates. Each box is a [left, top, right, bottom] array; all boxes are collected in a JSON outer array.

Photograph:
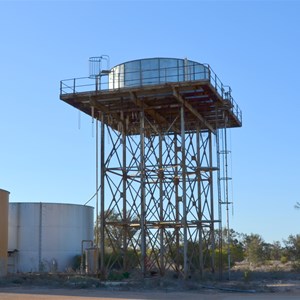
[[209, 131, 215, 274], [181, 105, 188, 279], [159, 133, 165, 275], [122, 112, 128, 271], [100, 113, 105, 278], [140, 109, 146, 276], [196, 126, 204, 278]]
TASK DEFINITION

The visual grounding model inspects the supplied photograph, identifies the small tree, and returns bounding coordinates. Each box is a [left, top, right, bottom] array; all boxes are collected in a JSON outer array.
[[243, 233, 265, 266], [269, 241, 282, 261], [283, 234, 300, 261], [214, 228, 244, 270]]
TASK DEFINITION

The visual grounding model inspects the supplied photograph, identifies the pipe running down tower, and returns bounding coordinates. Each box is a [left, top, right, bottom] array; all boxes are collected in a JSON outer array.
[[60, 57, 242, 279]]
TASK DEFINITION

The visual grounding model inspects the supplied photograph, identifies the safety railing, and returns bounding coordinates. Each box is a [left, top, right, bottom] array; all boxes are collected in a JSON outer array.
[[60, 63, 242, 124]]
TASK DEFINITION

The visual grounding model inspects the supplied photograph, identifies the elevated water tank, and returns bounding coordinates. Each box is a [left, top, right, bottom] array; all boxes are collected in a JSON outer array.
[[108, 57, 209, 89], [0, 189, 9, 277], [8, 203, 94, 273]]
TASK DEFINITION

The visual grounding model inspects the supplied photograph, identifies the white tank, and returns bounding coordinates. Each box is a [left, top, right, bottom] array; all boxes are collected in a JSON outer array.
[[8, 203, 94, 273], [108, 57, 209, 89]]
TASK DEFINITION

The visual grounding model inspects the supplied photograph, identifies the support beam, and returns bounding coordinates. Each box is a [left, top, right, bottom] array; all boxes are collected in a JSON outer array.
[[130, 92, 167, 124], [181, 105, 188, 279], [196, 125, 204, 278], [90, 98, 123, 125], [209, 131, 216, 274], [173, 87, 215, 134], [95, 117, 100, 274], [100, 112, 105, 278], [159, 133, 165, 275], [121, 111, 128, 271], [130, 91, 180, 133], [174, 133, 180, 275], [140, 109, 146, 276]]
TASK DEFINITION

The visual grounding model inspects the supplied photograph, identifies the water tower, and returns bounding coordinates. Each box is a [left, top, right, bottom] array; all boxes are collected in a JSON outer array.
[[60, 57, 242, 279]]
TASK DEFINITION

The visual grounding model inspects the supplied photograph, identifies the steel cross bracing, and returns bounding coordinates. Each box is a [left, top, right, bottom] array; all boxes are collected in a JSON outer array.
[[94, 106, 222, 279]]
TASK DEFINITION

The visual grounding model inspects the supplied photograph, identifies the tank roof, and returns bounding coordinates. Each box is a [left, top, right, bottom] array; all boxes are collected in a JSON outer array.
[[111, 57, 201, 68], [9, 202, 94, 209]]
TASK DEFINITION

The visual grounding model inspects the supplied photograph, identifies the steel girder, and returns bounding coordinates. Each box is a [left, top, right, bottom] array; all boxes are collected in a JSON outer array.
[[98, 105, 219, 279]]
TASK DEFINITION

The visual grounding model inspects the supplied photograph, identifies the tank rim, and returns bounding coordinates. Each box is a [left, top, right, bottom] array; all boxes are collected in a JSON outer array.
[[9, 202, 94, 209], [0, 188, 10, 194], [110, 57, 203, 70]]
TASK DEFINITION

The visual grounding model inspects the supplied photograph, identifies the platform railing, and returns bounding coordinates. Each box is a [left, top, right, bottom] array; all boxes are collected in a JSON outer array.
[[60, 63, 209, 94], [60, 63, 242, 124]]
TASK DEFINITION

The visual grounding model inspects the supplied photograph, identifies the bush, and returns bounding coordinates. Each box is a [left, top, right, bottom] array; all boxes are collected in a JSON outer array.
[[291, 260, 300, 272], [280, 255, 288, 264], [73, 254, 85, 272], [244, 234, 265, 266], [107, 271, 130, 281]]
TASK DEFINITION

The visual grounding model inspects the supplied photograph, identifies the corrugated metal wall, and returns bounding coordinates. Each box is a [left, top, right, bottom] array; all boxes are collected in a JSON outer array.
[[8, 203, 94, 273], [0, 189, 9, 277]]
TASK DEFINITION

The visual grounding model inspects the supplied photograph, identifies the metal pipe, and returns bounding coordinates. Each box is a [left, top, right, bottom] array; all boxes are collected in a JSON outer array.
[[140, 109, 146, 276], [81, 240, 93, 274], [159, 133, 164, 275], [196, 126, 204, 278], [96, 118, 99, 251], [209, 132, 215, 274], [223, 124, 231, 280], [181, 105, 188, 279], [100, 112, 105, 277], [174, 133, 180, 275], [122, 111, 128, 271], [216, 128, 223, 280]]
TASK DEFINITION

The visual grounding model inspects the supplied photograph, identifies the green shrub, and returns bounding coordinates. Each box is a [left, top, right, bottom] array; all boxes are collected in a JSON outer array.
[[280, 255, 288, 264]]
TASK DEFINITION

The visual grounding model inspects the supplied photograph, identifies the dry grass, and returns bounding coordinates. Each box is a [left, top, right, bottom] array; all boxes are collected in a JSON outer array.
[[1, 262, 300, 295]]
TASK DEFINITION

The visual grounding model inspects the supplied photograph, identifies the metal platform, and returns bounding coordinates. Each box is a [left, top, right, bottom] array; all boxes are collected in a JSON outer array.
[[60, 62, 242, 135]]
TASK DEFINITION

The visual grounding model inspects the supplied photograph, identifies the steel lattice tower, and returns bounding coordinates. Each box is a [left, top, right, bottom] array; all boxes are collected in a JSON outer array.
[[60, 57, 242, 279]]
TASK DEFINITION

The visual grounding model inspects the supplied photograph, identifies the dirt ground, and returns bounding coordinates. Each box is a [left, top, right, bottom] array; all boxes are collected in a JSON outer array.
[[1, 272, 300, 300], [1, 287, 300, 300]]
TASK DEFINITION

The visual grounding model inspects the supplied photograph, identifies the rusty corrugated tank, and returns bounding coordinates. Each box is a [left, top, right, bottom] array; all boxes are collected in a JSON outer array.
[[0, 189, 9, 277]]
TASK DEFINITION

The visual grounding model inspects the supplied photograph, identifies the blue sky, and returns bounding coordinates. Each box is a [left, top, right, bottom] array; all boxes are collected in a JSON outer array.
[[1, 0, 300, 243]]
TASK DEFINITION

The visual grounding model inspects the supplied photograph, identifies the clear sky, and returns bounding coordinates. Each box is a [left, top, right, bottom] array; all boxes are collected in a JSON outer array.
[[1, 0, 299, 244]]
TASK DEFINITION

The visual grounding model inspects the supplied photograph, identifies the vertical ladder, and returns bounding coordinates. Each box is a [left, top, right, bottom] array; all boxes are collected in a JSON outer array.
[[218, 124, 233, 280]]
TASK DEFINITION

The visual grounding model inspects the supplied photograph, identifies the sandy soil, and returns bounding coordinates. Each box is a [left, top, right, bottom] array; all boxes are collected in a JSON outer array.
[[1, 287, 300, 300]]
